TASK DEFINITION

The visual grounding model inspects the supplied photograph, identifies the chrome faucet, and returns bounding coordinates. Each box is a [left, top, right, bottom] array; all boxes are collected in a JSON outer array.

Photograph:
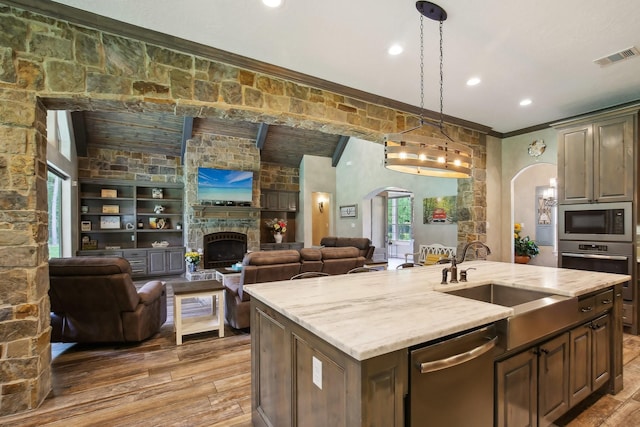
[[459, 241, 492, 263]]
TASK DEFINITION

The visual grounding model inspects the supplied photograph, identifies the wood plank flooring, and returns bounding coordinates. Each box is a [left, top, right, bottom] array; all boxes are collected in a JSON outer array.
[[2, 273, 640, 426]]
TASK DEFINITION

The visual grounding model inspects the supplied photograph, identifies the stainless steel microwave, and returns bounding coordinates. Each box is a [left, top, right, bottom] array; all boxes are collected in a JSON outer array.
[[559, 202, 632, 242]]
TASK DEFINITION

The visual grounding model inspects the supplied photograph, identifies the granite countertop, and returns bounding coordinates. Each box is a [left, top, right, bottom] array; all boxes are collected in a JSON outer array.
[[244, 261, 630, 361]]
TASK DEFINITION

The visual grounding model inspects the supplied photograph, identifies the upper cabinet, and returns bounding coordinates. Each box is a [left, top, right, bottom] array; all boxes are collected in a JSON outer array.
[[261, 189, 298, 212], [556, 109, 637, 204]]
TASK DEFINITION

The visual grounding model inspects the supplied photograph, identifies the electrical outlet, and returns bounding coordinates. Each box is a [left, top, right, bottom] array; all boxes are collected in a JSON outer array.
[[312, 356, 322, 389]]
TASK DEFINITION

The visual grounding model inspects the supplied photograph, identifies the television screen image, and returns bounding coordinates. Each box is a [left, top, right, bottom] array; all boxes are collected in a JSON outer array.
[[197, 168, 253, 203]]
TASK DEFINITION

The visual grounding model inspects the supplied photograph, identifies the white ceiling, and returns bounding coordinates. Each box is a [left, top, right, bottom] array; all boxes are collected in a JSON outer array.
[[52, 0, 640, 134]]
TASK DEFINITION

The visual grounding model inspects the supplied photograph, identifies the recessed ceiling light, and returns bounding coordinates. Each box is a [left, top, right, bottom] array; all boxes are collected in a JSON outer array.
[[466, 77, 481, 86], [520, 98, 532, 106], [262, 0, 283, 8], [388, 44, 403, 55]]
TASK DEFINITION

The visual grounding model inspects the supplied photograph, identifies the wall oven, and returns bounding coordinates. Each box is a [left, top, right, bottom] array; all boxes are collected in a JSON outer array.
[[559, 202, 632, 242], [558, 240, 634, 328]]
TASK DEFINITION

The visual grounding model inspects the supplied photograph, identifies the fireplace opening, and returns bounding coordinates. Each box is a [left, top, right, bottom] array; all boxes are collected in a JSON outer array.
[[203, 232, 247, 269]]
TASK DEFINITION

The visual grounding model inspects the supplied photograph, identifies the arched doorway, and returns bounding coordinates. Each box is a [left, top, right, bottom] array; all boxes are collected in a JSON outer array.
[[511, 162, 557, 266]]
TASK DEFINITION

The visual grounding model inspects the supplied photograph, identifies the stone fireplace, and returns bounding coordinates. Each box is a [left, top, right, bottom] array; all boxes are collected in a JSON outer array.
[[203, 231, 247, 268]]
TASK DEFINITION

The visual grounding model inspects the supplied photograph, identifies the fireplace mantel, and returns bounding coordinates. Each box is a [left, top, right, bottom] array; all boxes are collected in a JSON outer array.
[[192, 205, 261, 219]]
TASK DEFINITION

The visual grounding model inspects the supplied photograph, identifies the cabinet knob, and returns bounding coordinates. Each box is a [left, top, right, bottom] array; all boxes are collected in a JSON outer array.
[[580, 306, 593, 313]]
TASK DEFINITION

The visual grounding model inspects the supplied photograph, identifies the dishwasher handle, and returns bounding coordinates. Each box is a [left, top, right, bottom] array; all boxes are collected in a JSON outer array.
[[417, 335, 498, 374]]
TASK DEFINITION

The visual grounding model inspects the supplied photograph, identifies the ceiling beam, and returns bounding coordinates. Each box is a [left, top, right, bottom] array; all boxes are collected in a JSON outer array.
[[255, 123, 269, 150], [180, 116, 194, 164], [70, 111, 88, 157], [332, 136, 350, 167]]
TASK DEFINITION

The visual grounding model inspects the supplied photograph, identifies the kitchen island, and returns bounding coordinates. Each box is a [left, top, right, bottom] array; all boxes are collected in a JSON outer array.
[[245, 261, 629, 427]]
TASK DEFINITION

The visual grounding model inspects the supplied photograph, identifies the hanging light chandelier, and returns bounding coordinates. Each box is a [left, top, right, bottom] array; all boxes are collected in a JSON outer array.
[[384, 1, 472, 178]]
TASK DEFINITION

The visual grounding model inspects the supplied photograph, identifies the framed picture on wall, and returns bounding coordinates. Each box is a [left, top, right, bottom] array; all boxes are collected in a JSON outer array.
[[339, 204, 358, 218]]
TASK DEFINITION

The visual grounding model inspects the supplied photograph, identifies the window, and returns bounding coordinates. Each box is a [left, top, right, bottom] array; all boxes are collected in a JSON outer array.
[[47, 169, 64, 258], [387, 196, 412, 241]]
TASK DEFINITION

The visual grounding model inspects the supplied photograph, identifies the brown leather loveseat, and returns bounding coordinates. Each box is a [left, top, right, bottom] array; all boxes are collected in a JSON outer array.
[[224, 247, 365, 329], [319, 236, 375, 261], [48, 257, 167, 343]]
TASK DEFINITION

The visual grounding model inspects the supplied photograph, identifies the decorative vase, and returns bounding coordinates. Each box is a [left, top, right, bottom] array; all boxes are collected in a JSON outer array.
[[188, 263, 196, 272], [514, 255, 531, 264], [274, 232, 283, 244]]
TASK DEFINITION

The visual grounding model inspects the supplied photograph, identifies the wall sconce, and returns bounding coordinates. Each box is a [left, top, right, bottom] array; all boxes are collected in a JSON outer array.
[[318, 201, 324, 212]]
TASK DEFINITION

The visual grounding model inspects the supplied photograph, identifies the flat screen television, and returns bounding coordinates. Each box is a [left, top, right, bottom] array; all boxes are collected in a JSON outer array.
[[197, 168, 253, 203]]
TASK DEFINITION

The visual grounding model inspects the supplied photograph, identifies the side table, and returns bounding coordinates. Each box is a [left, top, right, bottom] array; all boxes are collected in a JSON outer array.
[[214, 267, 242, 287], [172, 279, 225, 345]]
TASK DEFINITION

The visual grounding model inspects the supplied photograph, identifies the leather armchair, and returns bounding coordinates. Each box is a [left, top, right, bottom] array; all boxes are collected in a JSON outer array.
[[225, 250, 301, 329], [48, 257, 167, 343]]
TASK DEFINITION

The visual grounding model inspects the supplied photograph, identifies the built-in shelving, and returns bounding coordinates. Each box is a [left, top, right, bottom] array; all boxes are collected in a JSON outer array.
[[77, 179, 186, 277]]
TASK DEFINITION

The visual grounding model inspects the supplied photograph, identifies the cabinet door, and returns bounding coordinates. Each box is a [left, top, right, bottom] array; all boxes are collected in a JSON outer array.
[[538, 333, 570, 426], [148, 250, 166, 274], [591, 314, 611, 390], [558, 125, 593, 204], [167, 248, 186, 274], [569, 324, 592, 407], [287, 192, 298, 211], [593, 115, 635, 203], [265, 191, 279, 210], [496, 349, 538, 427], [253, 307, 291, 427]]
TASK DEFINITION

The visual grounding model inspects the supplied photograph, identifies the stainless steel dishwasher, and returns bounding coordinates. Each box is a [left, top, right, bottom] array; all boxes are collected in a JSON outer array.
[[408, 325, 498, 427]]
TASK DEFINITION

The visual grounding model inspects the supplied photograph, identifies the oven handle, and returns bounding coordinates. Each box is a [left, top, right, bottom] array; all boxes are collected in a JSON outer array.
[[417, 336, 498, 374], [561, 252, 629, 261]]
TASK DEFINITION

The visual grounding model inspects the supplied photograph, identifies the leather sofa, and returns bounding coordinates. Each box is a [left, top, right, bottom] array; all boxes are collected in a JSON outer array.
[[48, 257, 167, 343], [224, 247, 365, 329], [319, 236, 375, 261]]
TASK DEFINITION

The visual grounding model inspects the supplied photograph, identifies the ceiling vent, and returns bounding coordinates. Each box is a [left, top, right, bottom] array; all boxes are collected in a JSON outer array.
[[594, 46, 639, 67]]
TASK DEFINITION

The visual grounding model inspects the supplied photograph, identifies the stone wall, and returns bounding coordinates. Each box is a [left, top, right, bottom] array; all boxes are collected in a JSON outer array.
[[0, 93, 51, 414], [77, 147, 182, 183], [0, 2, 486, 416], [260, 163, 299, 191], [184, 134, 262, 252]]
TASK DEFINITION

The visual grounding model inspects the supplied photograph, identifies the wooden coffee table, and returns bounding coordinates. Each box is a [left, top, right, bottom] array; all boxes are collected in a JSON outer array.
[[172, 279, 225, 345]]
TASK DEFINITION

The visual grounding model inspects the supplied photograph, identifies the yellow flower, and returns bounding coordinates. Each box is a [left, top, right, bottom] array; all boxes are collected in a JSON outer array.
[[514, 223, 522, 233]]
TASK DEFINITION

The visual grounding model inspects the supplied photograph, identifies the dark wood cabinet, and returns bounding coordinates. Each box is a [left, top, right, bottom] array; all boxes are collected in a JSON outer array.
[[261, 189, 298, 212], [496, 332, 570, 427], [78, 179, 185, 277], [569, 314, 611, 407], [251, 300, 407, 427], [78, 247, 185, 278], [538, 333, 571, 426], [556, 110, 635, 204]]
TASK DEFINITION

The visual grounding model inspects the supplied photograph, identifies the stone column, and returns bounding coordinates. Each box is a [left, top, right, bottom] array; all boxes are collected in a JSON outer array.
[[0, 93, 51, 415]]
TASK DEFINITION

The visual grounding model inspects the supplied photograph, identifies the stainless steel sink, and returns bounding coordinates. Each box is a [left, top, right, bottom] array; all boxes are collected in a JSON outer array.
[[442, 284, 580, 351], [444, 283, 555, 307]]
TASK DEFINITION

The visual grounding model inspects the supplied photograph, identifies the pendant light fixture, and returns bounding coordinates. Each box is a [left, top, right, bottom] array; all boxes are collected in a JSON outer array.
[[384, 1, 472, 178]]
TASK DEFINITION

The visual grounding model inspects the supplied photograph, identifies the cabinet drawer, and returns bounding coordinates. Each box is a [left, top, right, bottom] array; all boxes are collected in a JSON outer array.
[[594, 289, 614, 312], [79, 250, 124, 257], [578, 296, 596, 319], [127, 257, 147, 276], [124, 251, 148, 258]]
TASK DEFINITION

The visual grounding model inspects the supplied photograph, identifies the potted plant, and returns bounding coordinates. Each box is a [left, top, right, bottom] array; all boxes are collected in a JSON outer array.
[[265, 218, 287, 243], [514, 223, 539, 263], [185, 251, 201, 272]]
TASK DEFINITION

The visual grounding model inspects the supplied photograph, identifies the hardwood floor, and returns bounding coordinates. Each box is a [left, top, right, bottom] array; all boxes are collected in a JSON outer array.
[[1, 277, 253, 427], [2, 274, 640, 426]]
